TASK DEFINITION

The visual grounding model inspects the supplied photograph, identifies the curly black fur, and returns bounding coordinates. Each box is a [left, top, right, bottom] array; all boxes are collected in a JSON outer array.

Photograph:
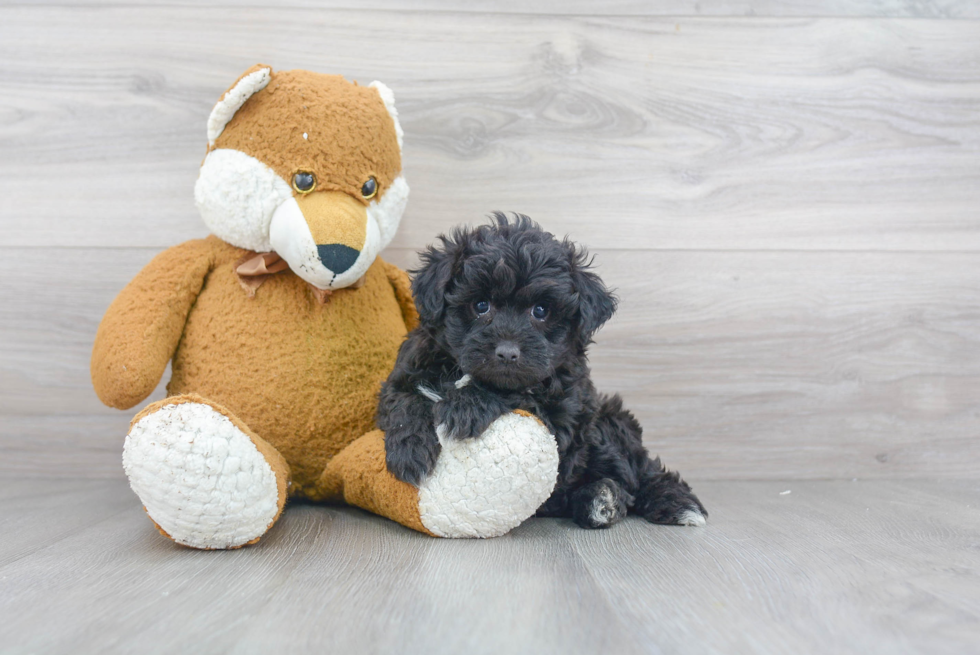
[[376, 214, 706, 528]]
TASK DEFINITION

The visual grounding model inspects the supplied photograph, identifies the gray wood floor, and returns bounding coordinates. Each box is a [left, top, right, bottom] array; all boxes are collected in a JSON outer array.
[[2, 1, 979, 653], [2, 477, 978, 655]]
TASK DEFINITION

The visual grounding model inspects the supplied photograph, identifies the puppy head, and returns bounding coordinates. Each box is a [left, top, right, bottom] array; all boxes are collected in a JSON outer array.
[[412, 213, 617, 391]]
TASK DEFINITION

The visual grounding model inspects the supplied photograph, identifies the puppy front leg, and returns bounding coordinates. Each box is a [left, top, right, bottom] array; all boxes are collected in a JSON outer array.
[[377, 389, 441, 486], [433, 382, 516, 440]]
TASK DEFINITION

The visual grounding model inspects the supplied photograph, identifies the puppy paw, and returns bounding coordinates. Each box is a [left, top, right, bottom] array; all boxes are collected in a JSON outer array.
[[634, 461, 707, 527], [434, 383, 512, 440], [384, 429, 441, 486], [675, 506, 708, 527], [571, 479, 634, 529], [645, 503, 707, 527], [636, 489, 707, 527]]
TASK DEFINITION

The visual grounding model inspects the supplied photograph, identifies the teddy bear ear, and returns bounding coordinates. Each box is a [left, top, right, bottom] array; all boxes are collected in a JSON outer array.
[[369, 80, 404, 152], [207, 64, 273, 146]]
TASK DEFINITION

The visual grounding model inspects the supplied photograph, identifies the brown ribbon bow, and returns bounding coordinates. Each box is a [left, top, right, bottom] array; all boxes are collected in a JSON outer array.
[[235, 251, 335, 303], [234, 252, 364, 304], [236, 252, 289, 277]]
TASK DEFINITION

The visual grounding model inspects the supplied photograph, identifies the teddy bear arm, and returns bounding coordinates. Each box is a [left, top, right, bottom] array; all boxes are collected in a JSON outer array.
[[91, 239, 216, 409], [381, 258, 419, 332]]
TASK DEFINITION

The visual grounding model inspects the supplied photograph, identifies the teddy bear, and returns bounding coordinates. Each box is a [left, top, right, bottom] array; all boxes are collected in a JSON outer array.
[[90, 65, 559, 549]]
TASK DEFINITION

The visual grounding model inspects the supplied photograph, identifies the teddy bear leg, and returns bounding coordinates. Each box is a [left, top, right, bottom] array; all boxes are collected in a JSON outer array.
[[314, 428, 435, 534], [316, 410, 559, 538], [122, 394, 290, 549]]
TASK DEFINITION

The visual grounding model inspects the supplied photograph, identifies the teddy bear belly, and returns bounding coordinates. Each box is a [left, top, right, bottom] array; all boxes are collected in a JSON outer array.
[[166, 258, 408, 497]]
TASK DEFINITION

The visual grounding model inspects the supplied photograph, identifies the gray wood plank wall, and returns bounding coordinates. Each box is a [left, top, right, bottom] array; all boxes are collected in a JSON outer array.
[[1, 2, 978, 481]]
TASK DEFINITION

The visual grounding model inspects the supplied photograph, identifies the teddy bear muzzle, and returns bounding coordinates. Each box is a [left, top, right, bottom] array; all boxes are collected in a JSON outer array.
[[269, 189, 381, 290]]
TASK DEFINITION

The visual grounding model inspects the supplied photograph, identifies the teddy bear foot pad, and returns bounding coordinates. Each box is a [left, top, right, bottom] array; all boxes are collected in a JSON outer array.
[[417, 411, 560, 538], [123, 398, 284, 549]]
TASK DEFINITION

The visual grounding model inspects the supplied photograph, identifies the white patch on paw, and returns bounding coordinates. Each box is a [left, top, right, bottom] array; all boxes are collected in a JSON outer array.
[[123, 402, 280, 549], [677, 508, 707, 527], [418, 412, 559, 538], [589, 485, 616, 526]]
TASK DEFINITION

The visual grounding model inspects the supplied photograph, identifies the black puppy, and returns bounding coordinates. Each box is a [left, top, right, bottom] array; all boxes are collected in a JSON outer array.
[[377, 214, 706, 529]]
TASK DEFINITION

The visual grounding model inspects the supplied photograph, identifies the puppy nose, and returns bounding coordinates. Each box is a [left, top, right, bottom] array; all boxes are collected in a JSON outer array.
[[495, 342, 521, 363]]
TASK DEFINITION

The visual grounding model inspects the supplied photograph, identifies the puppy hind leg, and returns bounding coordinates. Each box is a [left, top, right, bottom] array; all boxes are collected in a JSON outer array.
[[634, 457, 707, 527], [593, 395, 707, 527]]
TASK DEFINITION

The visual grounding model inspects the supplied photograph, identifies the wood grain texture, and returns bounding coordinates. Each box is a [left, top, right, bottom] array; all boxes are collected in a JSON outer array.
[[7, 1, 979, 18], [2, 247, 977, 480], [1, 477, 978, 654], [0, 478, 134, 568], [1, 8, 979, 250]]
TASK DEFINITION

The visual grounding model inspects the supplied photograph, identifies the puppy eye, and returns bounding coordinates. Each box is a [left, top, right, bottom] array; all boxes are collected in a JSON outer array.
[[474, 300, 491, 316], [361, 176, 378, 199], [292, 171, 316, 194], [531, 304, 549, 320]]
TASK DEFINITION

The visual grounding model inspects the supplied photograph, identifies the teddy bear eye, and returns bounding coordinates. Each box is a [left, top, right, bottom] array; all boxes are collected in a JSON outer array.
[[361, 176, 378, 199], [292, 172, 316, 194], [474, 300, 491, 316], [531, 304, 549, 320]]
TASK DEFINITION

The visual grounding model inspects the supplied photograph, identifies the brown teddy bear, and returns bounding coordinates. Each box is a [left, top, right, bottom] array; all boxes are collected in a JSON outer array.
[[91, 65, 559, 548]]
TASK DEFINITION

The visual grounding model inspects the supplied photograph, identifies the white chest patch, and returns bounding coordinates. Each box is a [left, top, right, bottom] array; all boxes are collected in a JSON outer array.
[[417, 412, 559, 539]]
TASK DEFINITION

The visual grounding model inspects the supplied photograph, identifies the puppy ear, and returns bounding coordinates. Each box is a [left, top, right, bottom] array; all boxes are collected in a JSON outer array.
[[411, 236, 459, 327], [570, 246, 617, 342]]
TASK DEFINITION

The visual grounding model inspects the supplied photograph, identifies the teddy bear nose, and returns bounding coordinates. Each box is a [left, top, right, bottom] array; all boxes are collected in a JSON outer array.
[[495, 342, 521, 363], [317, 244, 359, 274]]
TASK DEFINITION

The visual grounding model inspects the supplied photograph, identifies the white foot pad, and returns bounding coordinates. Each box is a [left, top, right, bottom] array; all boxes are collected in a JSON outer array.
[[123, 402, 280, 549], [418, 412, 559, 538]]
